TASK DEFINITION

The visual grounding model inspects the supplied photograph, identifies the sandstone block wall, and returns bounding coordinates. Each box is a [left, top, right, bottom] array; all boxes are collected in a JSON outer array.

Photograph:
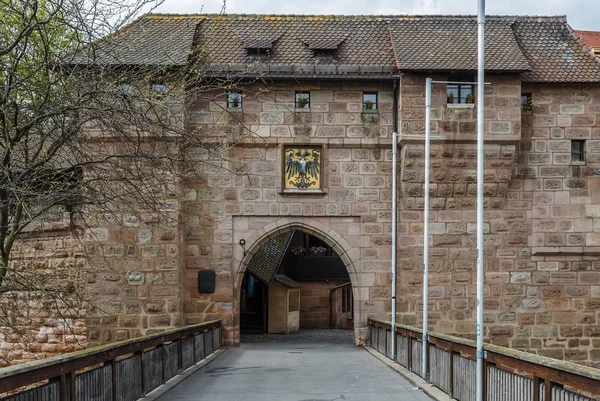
[[396, 77, 600, 366], [298, 280, 349, 329], [1, 231, 86, 366], [399, 74, 522, 141], [83, 199, 184, 347], [179, 77, 600, 365], [9, 76, 600, 367], [182, 81, 397, 345]]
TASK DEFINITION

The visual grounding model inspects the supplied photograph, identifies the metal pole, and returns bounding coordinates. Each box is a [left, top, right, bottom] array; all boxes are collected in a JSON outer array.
[[422, 78, 432, 380], [476, 1, 486, 401], [391, 131, 398, 360]]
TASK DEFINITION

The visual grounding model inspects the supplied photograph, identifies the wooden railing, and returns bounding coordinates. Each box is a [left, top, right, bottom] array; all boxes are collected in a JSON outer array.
[[368, 318, 600, 401], [0, 320, 221, 401]]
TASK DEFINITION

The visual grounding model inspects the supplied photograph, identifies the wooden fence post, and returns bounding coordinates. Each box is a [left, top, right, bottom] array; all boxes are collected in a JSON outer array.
[[533, 377, 540, 401], [111, 359, 117, 401], [449, 350, 454, 399], [70, 371, 77, 401], [137, 350, 146, 397], [60, 373, 67, 401], [407, 336, 413, 372]]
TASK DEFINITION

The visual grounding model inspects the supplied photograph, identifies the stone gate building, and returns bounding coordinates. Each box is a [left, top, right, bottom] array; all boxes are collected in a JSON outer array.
[[35, 14, 600, 367]]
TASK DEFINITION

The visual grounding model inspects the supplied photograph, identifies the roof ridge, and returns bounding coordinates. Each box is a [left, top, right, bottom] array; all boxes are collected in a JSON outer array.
[[146, 12, 567, 22]]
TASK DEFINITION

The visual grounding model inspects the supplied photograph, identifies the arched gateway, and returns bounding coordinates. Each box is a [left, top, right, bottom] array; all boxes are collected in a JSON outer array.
[[232, 218, 362, 344]]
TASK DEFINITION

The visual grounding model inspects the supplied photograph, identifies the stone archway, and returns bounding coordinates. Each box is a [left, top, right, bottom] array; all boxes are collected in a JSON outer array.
[[232, 217, 362, 344]]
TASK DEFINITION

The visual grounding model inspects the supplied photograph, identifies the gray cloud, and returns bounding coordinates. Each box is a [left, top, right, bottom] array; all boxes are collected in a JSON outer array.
[[155, 0, 599, 30]]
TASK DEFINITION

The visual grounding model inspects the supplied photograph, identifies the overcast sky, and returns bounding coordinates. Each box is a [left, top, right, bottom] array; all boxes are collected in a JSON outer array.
[[154, 0, 599, 31]]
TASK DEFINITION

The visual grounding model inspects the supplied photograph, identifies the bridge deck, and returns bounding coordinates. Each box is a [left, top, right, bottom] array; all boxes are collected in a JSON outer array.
[[160, 330, 432, 401]]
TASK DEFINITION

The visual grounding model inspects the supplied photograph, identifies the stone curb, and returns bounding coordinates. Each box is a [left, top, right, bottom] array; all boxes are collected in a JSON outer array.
[[364, 346, 451, 401], [143, 348, 226, 401]]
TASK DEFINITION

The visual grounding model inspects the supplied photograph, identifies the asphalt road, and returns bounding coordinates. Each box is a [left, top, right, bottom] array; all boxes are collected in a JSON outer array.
[[161, 331, 432, 401]]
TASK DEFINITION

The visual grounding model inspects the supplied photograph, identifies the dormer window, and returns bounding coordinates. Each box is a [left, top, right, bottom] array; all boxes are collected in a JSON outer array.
[[305, 35, 346, 60], [313, 49, 337, 58], [239, 32, 280, 60], [247, 48, 270, 60]]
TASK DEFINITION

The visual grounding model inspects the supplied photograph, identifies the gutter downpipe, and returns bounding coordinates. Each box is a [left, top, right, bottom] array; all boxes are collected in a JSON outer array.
[[476, 1, 486, 401], [391, 130, 398, 361], [422, 77, 432, 380], [390, 75, 400, 360]]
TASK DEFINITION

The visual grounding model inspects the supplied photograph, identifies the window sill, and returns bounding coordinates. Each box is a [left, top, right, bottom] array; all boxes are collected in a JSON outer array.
[[447, 103, 475, 109], [279, 189, 327, 196], [295, 108, 311, 113], [227, 107, 242, 112], [362, 109, 378, 114], [571, 161, 586, 166]]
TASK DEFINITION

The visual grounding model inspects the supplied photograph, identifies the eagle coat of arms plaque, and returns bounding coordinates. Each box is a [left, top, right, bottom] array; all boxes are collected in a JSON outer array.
[[283, 145, 322, 191]]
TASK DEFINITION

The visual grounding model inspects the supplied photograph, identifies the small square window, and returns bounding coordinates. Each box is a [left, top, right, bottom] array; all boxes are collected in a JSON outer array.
[[295, 91, 310, 109], [571, 140, 585, 163], [117, 83, 132, 97], [363, 93, 377, 110], [227, 92, 242, 109], [521, 93, 533, 112], [151, 83, 166, 99], [447, 84, 474, 104]]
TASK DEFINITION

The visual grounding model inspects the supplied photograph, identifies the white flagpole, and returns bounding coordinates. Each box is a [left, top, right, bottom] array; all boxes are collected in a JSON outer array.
[[422, 77, 432, 380], [391, 131, 398, 360], [476, 0, 486, 400]]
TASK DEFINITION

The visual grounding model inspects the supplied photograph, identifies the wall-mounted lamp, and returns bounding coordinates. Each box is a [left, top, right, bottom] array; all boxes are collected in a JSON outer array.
[[239, 239, 247, 256]]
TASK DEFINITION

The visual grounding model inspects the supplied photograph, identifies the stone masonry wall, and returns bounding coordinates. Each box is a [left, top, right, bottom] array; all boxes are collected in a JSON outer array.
[[397, 76, 600, 367], [1, 230, 87, 366], [10, 77, 600, 367], [298, 280, 349, 329], [399, 74, 522, 141], [179, 77, 600, 365], [83, 183, 184, 348], [182, 80, 396, 345]]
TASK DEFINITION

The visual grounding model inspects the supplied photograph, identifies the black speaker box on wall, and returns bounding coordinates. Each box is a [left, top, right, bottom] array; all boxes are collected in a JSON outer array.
[[198, 269, 215, 293]]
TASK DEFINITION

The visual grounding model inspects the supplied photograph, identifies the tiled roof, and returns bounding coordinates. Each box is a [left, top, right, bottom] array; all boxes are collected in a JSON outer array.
[[195, 15, 395, 69], [97, 13, 600, 82], [514, 18, 600, 82], [245, 230, 294, 285], [76, 15, 201, 66], [388, 17, 531, 71], [574, 30, 600, 50]]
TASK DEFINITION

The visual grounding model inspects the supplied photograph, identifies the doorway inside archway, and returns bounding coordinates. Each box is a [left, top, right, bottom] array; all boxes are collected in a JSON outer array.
[[240, 230, 353, 336]]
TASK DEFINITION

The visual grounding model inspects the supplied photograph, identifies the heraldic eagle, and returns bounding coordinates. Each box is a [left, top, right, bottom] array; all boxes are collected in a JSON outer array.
[[286, 149, 320, 189]]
